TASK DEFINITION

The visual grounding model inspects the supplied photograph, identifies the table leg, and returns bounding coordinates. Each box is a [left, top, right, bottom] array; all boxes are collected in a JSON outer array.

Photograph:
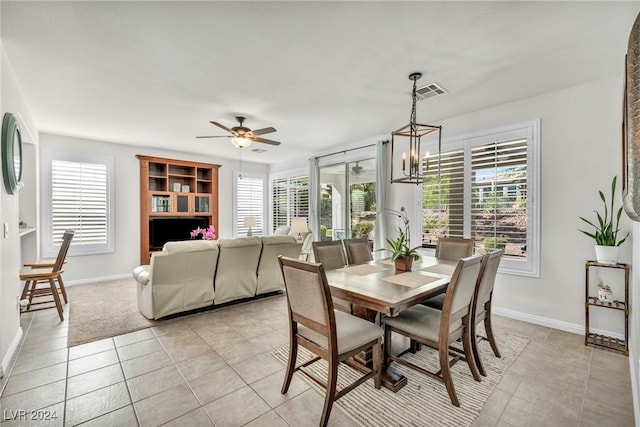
[[351, 304, 408, 392]]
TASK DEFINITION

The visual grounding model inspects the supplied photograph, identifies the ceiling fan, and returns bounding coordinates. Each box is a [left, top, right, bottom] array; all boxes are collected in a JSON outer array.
[[196, 116, 281, 148], [351, 162, 365, 176]]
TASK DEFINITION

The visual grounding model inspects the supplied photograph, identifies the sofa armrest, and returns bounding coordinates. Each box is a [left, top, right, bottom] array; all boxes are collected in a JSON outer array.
[[133, 265, 150, 286]]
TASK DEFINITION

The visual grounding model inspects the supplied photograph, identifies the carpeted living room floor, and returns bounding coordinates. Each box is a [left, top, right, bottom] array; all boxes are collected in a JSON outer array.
[[0, 279, 635, 426]]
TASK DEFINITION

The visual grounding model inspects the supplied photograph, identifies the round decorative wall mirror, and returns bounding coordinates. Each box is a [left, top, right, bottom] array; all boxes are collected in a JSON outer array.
[[1, 112, 23, 194]]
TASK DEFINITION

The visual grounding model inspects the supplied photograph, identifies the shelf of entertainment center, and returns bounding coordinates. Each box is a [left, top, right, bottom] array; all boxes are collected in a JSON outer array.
[[138, 155, 220, 264]]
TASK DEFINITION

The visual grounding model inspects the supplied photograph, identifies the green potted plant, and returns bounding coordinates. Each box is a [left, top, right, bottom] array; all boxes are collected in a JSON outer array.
[[578, 176, 629, 264], [379, 227, 421, 271]]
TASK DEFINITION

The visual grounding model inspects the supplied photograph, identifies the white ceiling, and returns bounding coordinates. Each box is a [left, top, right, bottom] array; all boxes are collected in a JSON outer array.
[[2, 1, 639, 165]]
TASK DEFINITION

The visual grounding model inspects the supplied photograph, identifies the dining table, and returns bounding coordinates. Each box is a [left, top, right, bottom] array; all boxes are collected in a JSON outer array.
[[324, 256, 458, 391]]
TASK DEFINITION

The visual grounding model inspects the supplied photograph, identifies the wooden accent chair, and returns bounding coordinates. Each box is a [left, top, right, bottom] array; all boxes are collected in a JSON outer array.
[[343, 238, 373, 265], [19, 230, 74, 321], [278, 256, 382, 427], [383, 255, 483, 407], [311, 240, 351, 313], [422, 249, 504, 376]]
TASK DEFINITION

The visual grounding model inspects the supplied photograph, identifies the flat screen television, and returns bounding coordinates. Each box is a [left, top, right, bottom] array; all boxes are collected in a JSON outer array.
[[149, 217, 208, 250]]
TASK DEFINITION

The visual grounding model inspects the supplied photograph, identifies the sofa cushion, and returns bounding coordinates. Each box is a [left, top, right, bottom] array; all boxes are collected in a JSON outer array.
[[262, 235, 298, 245], [133, 265, 150, 286], [163, 240, 218, 254], [273, 226, 291, 235], [215, 237, 263, 304]]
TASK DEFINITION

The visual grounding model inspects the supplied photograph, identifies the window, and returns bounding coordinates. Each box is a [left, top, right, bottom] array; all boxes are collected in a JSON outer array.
[[421, 120, 540, 276], [42, 151, 114, 257], [234, 172, 266, 237], [271, 173, 309, 232]]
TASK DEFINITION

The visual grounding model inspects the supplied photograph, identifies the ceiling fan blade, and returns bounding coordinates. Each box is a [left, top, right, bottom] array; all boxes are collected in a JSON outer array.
[[209, 121, 234, 134], [250, 126, 277, 136], [252, 136, 281, 146], [195, 135, 229, 139]]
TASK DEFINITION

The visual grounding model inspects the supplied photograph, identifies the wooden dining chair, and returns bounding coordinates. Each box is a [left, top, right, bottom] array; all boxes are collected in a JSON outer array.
[[312, 240, 352, 312], [311, 240, 347, 270], [469, 249, 503, 376], [435, 237, 474, 261], [19, 230, 74, 321], [422, 249, 504, 376], [278, 256, 382, 427], [383, 254, 483, 407], [419, 237, 474, 311], [343, 238, 372, 265]]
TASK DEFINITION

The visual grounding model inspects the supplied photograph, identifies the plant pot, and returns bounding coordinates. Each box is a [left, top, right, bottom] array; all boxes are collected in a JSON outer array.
[[594, 245, 619, 265], [394, 256, 413, 272]]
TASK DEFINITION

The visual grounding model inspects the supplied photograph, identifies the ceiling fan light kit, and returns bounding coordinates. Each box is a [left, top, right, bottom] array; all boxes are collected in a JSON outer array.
[[390, 72, 442, 185], [196, 116, 281, 148]]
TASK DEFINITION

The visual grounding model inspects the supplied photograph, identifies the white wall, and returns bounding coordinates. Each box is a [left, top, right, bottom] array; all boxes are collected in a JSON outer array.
[[39, 133, 268, 283], [0, 46, 39, 377], [631, 223, 640, 423]]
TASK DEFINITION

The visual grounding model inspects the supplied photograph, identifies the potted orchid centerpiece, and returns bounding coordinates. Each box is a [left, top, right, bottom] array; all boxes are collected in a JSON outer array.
[[190, 225, 217, 240], [379, 226, 421, 272]]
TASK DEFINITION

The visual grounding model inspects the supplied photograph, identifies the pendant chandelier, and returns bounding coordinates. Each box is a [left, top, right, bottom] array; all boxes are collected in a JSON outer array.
[[390, 72, 442, 185]]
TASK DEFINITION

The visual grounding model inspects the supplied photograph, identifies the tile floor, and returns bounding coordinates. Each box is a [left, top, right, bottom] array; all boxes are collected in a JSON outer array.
[[0, 293, 635, 426]]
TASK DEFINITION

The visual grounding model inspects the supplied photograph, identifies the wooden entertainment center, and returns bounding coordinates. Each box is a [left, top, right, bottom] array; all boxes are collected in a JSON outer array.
[[137, 155, 221, 264]]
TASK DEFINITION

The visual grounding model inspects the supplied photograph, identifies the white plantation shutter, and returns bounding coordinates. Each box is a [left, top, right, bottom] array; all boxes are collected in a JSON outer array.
[[272, 176, 289, 230], [235, 173, 265, 237], [471, 138, 528, 261], [422, 147, 465, 246], [271, 174, 309, 232], [42, 152, 114, 257], [420, 120, 539, 277]]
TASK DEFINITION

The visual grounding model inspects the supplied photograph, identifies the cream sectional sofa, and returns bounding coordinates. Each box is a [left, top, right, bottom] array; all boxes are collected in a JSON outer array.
[[133, 235, 302, 319]]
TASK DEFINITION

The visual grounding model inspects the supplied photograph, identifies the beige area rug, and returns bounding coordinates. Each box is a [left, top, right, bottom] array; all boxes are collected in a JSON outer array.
[[272, 331, 529, 426], [66, 278, 159, 348]]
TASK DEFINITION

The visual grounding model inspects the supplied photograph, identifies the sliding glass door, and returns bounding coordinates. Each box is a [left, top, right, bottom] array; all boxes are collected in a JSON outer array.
[[319, 158, 376, 244]]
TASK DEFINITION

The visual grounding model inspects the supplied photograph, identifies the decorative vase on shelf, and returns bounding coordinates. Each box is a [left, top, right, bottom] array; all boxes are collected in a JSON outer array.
[[594, 245, 619, 265], [394, 256, 413, 272]]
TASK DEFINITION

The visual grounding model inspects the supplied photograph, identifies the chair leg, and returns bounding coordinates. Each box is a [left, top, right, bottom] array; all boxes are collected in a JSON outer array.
[[281, 338, 298, 394], [20, 280, 31, 301], [484, 313, 501, 358], [27, 280, 39, 309], [471, 321, 487, 377], [49, 278, 64, 321], [462, 322, 481, 382], [57, 275, 68, 304], [320, 356, 339, 427], [439, 343, 460, 407]]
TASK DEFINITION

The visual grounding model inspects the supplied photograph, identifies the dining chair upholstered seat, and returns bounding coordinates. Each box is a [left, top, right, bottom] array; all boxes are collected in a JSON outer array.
[[312, 240, 352, 313], [383, 254, 483, 407], [435, 237, 474, 261], [278, 256, 382, 427], [19, 230, 74, 321], [343, 238, 373, 265], [421, 249, 504, 376]]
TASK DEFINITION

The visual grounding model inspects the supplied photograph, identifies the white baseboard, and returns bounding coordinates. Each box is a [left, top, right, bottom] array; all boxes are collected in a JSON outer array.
[[65, 273, 132, 287], [1, 327, 23, 379], [492, 306, 624, 340]]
